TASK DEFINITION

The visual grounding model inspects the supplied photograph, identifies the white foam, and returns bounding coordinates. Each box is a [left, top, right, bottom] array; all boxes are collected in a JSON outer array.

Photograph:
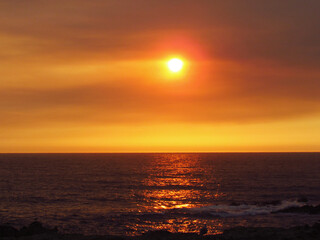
[[175, 200, 305, 217]]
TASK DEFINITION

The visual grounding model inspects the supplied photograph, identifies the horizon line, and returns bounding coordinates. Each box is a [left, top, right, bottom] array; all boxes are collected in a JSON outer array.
[[0, 151, 319, 154]]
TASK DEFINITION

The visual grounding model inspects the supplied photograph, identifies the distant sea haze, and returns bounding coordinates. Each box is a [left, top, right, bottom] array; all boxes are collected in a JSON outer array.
[[0, 153, 319, 235]]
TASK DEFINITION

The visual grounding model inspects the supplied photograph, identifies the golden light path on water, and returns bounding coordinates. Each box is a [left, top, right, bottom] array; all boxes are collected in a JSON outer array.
[[127, 153, 225, 235]]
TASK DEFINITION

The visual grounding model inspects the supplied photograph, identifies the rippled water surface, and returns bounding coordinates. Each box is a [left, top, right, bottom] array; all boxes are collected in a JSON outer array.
[[0, 153, 319, 235]]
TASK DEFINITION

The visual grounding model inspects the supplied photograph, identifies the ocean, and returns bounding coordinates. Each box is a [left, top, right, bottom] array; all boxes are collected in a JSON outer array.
[[0, 153, 319, 236]]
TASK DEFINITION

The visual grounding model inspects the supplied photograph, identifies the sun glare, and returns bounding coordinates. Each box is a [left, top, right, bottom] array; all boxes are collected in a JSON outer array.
[[167, 58, 184, 72]]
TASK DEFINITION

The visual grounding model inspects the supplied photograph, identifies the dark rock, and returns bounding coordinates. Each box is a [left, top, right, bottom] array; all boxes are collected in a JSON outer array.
[[220, 223, 320, 240], [19, 221, 58, 236], [140, 230, 200, 240], [0, 224, 19, 237], [140, 230, 173, 240], [200, 225, 208, 236], [313, 222, 320, 231], [223, 226, 282, 240], [2, 221, 320, 240]]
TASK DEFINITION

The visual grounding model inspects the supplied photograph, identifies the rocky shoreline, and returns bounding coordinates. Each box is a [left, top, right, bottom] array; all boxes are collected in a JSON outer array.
[[1, 204, 320, 240], [1, 221, 320, 240]]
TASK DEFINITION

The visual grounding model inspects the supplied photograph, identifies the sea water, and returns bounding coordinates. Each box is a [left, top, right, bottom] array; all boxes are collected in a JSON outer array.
[[0, 153, 319, 235]]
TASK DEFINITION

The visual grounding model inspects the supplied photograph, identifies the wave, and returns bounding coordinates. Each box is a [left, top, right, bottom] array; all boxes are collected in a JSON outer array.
[[166, 200, 306, 217], [123, 200, 309, 220]]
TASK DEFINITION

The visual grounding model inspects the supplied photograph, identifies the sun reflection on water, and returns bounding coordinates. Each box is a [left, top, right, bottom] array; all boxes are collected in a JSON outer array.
[[127, 218, 224, 236], [129, 153, 224, 235]]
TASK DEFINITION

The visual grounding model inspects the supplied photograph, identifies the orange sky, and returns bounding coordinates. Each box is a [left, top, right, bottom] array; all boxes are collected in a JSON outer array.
[[1, 0, 320, 152]]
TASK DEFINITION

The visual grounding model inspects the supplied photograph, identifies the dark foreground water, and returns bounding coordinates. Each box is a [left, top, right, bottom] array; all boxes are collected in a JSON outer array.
[[0, 153, 319, 236]]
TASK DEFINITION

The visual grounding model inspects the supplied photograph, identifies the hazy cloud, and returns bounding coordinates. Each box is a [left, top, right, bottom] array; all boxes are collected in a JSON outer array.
[[0, 0, 320, 128]]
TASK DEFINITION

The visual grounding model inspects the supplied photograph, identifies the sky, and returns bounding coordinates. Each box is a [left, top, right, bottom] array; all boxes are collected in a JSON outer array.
[[1, 0, 320, 152]]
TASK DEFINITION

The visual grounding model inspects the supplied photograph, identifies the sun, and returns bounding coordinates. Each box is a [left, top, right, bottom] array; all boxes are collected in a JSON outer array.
[[167, 58, 184, 72]]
